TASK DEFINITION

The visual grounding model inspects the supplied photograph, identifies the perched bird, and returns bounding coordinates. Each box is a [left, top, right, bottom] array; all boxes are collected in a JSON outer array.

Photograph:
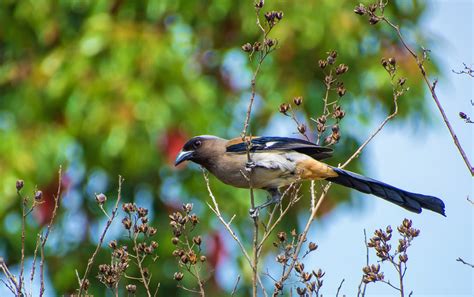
[[175, 135, 445, 217]]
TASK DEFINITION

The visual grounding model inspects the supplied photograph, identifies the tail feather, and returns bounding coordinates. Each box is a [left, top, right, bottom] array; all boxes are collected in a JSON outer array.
[[327, 167, 446, 216]]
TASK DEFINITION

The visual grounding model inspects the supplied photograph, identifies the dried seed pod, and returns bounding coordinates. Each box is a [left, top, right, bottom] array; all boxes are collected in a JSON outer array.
[[242, 43, 252, 52], [16, 180, 24, 191], [35, 190, 43, 201]]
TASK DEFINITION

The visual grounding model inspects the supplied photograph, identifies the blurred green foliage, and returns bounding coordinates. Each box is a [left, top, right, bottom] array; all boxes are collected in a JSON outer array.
[[0, 0, 436, 295]]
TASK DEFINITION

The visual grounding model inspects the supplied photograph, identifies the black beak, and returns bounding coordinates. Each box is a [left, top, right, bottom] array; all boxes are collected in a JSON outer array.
[[175, 150, 194, 166]]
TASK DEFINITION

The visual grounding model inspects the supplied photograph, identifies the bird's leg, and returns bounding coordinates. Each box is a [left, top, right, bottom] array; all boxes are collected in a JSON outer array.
[[249, 188, 281, 218]]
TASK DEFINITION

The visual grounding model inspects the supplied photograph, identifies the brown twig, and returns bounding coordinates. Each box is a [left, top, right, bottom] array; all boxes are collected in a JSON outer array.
[[30, 234, 41, 297], [381, 16, 473, 175], [452, 63, 474, 77], [77, 175, 124, 296], [230, 275, 241, 296], [456, 257, 474, 268], [19, 190, 27, 296], [357, 229, 369, 297], [202, 169, 267, 295], [336, 278, 345, 297], [132, 232, 152, 297], [39, 166, 63, 297]]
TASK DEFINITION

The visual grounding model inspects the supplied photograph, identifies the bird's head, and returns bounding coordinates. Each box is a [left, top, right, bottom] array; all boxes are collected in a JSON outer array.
[[174, 135, 224, 166]]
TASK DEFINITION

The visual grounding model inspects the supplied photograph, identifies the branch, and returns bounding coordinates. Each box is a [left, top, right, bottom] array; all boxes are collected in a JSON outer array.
[[39, 166, 63, 297], [77, 175, 124, 296], [381, 16, 473, 175], [456, 257, 474, 268]]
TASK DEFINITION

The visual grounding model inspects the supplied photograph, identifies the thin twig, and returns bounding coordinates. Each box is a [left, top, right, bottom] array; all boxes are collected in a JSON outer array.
[[357, 229, 369, 297], [381, 16, 473, 175], [39, 166, 63, 297], [19, 190, 27, 296], [201, 170, 267, 295], [456, 257, 474, 268], [230, 275, 241, 297], [30, 234, 41, 297], [77, 175, 124, 296], [132, 232, 152, 297], [336, 278, 345, 297]]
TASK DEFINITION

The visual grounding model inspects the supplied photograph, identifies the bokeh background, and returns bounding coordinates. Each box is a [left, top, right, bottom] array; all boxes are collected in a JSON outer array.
[[0, 0, 472, 296]]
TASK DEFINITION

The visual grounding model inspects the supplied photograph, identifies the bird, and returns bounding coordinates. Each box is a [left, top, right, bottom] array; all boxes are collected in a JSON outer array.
[[175, 135, 445, 217]]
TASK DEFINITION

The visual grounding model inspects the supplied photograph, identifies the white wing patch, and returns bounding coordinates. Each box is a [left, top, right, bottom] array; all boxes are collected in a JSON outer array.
[[264, 141, 277, 148]]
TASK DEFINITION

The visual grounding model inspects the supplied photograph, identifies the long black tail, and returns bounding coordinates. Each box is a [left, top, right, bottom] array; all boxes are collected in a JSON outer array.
[[327, 167, 445, 216]]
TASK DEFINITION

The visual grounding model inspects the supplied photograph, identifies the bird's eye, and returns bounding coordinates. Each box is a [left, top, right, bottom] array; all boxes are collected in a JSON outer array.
[[193, 140, 202, 149]]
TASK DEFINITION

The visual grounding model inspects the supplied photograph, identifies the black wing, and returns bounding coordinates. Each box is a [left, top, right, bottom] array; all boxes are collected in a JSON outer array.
[[226, 136, 333, 160]]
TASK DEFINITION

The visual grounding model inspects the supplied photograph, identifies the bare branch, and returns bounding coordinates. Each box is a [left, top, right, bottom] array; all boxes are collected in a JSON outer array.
[[77, 175, 124, 296]]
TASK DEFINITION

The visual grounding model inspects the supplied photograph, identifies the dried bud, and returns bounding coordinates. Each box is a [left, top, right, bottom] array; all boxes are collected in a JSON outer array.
[[277, 231, 287, 242], [180, 254, 189, 264], [148, 227, 157, 237], [293, 96, 303, 106], [399, 253, 408, 263], [137, 207, 148, 218], [109, 240, 117, 249], [276, 254, 287, 263], [368, 3, 377, 12], [459, 112, 467, 119], [402, 219, 412, 229], [81, 279, 90, 291], [296, 287, 307, 296], [264, 38, 275, 47], [369, 16, 379, 25], [295, 262, 304, 273], [308, 242, 318, 251], [193, 236, 202, 246], [126, 284, 136, 293], [173, 272, 184, 281], [95, 193, 107, 205], [398, 77, 406, 86], [337, 84, 346, 97], [279, 103, 290, 114], [264, 11, 273, 22], [335, 64, 349, 75], [255, 0, 264, 9], [324, 74, 333, 85], [183, 203, 193, 213], [16, 180, 24, 191], [327, 50, 337, 64], [276, 11, 283, 20], [190, 214, 199, 225], [291, 229, 297, 237], [242, 43, 252, 52], [333, 105, 345, 120], [388, 57, 396, 66], [302, 272, 312, 282], [200, 255, 207, 262], [354, 4, 366, 15], [275, 281, 283, 291], [318, 59, 327, 69], [122, 203, 136, 213], [172, 237, 179, 245], [381, 58, 389, 67], [122, 217, 132, 230], [297, 124, 306, 134], [34, 190, 43, 201], [253, 42, 262, 51], [313, 268, 325, 278]]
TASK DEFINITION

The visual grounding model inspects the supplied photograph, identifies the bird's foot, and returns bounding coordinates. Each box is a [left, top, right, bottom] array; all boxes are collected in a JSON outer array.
[[249, 207, 260, 218], [245, 161, 256, 172]]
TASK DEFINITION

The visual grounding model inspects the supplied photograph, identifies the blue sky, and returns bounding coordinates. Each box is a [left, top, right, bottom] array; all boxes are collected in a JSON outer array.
[[303, 1, 473, 296]]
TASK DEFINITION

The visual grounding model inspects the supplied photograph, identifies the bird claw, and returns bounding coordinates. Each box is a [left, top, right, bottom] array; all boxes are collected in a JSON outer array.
[[245, 161, 256, 171], [249, 207, 259, 218]]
